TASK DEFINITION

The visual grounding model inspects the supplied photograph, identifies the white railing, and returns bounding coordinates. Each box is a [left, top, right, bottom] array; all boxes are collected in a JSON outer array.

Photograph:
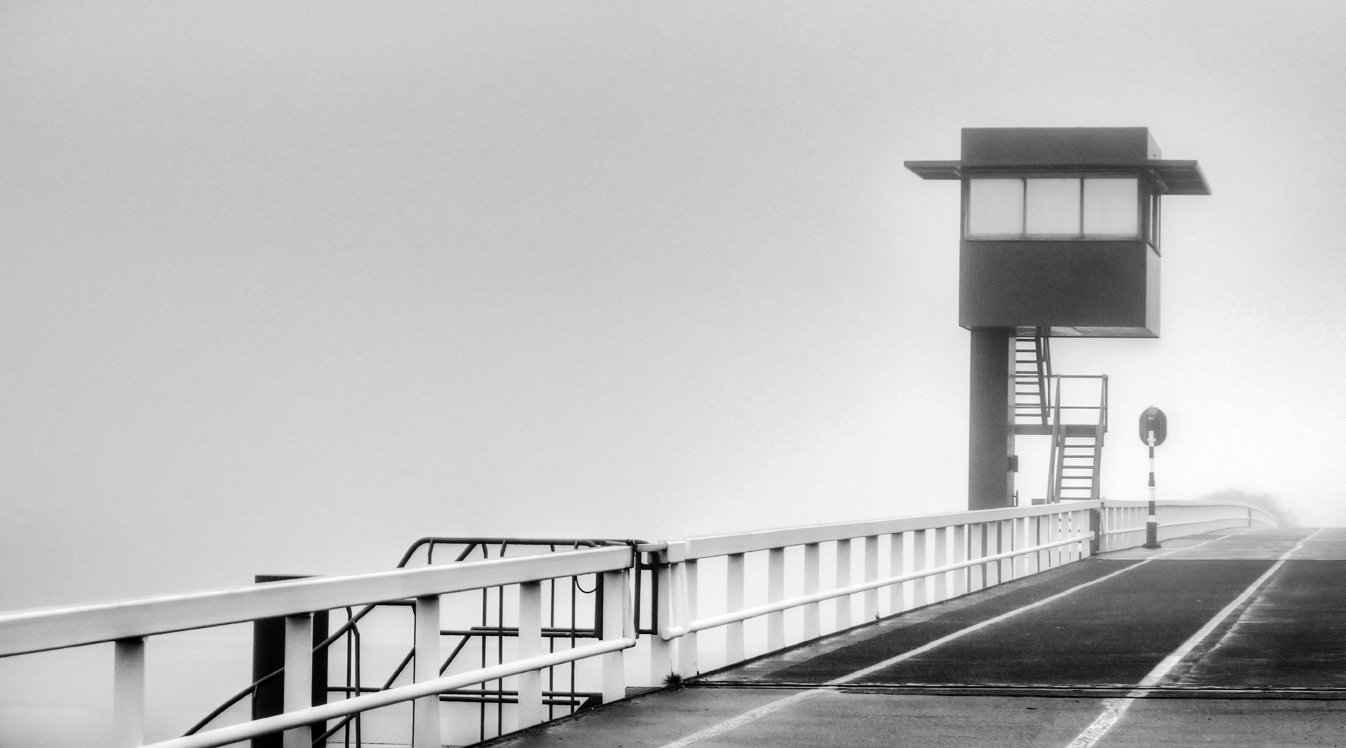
[[1153, 499, 1279, 540], [0, 547, 636, 748], [645, 498, 1279, 678], [0, 498, 1277, 747], [1098, 498, 1278, 549], [646, 502, 1098, 679]]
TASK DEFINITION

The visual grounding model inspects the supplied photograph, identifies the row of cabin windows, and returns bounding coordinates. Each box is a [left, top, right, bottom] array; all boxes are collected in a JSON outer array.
[[966, 176, 1157, 243]]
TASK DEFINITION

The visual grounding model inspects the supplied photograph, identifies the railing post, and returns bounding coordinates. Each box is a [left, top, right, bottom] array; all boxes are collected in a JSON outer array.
[[998, 521, 1013, 582], [412, 596, 441, 748], [650, 553, 675, 682], [950, 526, 967, 597], [677, 559, 699, 676], [932, 528, 948, 602], [863, 536, 880, 620], [835, 539, 852, 630], [602, 570, 629, 704], [969, 523, 985, 592], [768, 548, 786, 649], [887, 533, 905, 615], [1089, 507, 1101, 557], [911, 530, 928, 608], [1024, 516, 1039, 575], [283, 614, 313, 748], [1036, 515, 1049, 570], [803, 543, 821, 639], [986, 522, 1001, 586], [517, 582, 544, 729], [251, 575, 328, 748], [1014, 519, 1027, 580], [1051, 512, 1064, 568], [113, 637, 145, 748], [726, 553, 746, 661]]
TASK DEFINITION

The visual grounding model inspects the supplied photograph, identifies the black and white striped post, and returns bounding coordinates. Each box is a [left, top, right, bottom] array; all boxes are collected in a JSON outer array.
[[1139, 407, 1167, 549]]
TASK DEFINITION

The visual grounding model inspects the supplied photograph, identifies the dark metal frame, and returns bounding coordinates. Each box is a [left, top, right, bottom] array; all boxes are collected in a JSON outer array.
[[185, 536, 646, 747]]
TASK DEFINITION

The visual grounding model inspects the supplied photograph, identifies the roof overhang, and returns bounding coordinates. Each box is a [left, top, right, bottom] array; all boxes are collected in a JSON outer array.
[[904, 127, 1210, 196], [902, 158, 1209, 196]]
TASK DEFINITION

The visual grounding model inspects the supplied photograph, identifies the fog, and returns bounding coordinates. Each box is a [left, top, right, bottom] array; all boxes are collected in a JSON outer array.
[[4, 1, 1346, 741]]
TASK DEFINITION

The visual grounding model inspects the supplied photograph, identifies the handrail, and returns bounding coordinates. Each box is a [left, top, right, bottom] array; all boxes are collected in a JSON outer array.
[[1037, 333, 1053, 426], [670, 502, 1098, 561], [394, 537, 643, 568], [0, 547, 632, 658], [146, 638, 638, 748], [187, 537, 641, 743], [1100, 374, 1109, 432], [1049, 378, 1063, 500], [0, 500, 1279, 746], [661, 529, 1093, 640]]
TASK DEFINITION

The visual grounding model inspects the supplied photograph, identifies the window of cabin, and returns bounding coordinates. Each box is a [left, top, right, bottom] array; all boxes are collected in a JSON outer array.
[[966, 176, 1142, 240]]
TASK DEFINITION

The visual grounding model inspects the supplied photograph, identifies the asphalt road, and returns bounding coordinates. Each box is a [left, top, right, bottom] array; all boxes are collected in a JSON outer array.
[[489, 527, 1346, 747]]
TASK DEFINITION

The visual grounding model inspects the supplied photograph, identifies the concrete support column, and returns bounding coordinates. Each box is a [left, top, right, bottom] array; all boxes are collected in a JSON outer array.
[[969, 328, 1016, 510]]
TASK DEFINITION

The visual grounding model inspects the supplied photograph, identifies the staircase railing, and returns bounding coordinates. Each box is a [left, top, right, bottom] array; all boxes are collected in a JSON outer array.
[[1014, 333, 1053, 427], [1047, 374, 1109, 502]]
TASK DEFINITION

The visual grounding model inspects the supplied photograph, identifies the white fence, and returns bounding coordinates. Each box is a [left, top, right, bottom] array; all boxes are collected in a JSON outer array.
[[647, 502, 1097, 679], [0, 499, 1276, 747]]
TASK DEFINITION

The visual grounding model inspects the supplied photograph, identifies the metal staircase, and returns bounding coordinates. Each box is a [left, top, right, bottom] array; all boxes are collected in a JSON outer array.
[[1050, 424, 1106, 501], [1012, 334, 1109, 502], [1014, 333, 1051, 429]]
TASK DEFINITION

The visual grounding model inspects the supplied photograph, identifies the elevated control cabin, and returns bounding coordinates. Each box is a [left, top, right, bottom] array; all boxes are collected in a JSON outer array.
[[907, 127, 1209, 337]]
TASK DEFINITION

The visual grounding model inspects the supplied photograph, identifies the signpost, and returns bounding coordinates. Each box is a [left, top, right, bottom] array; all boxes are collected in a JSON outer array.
[[1139, 407, 1167, 548]]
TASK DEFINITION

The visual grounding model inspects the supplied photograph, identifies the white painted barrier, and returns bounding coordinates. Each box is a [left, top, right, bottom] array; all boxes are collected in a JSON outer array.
[[647, 503, 1098, 679], [0, 547, 636, 748], [0, 499, 1277, 745]]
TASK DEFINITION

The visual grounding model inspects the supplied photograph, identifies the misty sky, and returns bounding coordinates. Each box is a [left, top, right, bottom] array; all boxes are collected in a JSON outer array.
[[3, 1, 1346, 613]]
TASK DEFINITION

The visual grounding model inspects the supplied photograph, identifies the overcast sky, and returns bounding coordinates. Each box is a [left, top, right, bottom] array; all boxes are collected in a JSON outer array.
[[3, 1, 1346, 613]]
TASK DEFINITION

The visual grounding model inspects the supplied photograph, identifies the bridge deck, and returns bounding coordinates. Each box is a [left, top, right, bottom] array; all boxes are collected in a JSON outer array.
[[487, 527, 1346, 747]]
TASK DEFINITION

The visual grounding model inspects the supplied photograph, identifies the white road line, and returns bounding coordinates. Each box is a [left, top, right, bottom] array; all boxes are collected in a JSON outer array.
[[658, 532, 1240, 748], [1065, 528, 1322, 748]]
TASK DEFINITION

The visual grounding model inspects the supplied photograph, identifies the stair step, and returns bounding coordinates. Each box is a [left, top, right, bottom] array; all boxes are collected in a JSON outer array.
[[1014, 425, 1054, 436]]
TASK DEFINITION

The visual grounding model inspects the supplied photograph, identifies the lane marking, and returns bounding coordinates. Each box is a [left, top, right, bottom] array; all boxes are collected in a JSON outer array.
[[1065, 527, 1323, 748], [659, 531, 1241, 747]]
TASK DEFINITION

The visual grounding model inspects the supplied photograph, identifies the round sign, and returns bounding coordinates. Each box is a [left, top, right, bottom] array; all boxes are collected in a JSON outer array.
[[1139, 406, 1167, 446]]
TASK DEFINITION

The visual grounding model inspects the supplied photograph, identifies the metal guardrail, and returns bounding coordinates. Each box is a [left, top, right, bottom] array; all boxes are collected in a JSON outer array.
[[0, 500, 1277, 747]]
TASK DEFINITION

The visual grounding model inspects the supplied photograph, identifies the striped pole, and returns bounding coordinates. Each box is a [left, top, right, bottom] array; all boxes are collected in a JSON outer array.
[[1143, 434, 1161, 549]]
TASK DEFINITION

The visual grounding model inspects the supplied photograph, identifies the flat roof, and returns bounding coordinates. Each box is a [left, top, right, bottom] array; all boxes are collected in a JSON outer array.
[[905, 127, 1210, 196]]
